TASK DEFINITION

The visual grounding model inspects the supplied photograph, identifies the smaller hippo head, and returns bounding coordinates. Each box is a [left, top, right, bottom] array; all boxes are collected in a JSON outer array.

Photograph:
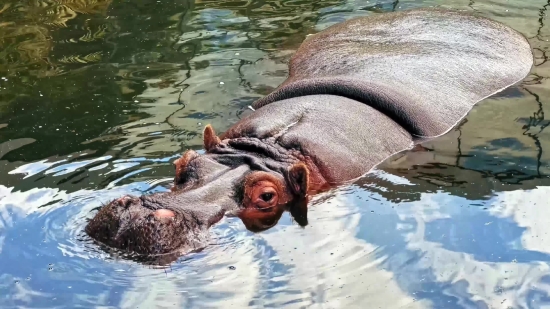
[[85, 125, 310, 261]]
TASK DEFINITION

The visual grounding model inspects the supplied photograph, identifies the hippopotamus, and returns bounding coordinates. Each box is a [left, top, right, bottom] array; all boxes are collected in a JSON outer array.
[[85, 8, 533, 261]]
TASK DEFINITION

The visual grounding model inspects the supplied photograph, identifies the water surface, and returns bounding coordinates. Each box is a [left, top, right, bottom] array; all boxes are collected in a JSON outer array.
[[1, 0, 550, 308]]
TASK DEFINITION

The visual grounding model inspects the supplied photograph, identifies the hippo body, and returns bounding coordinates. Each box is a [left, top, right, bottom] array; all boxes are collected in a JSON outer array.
[[85, 8, 534, 262]]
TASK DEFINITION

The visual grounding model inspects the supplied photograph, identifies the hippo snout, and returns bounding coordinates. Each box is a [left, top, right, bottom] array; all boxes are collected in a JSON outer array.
[[85, 191, 216, 258]]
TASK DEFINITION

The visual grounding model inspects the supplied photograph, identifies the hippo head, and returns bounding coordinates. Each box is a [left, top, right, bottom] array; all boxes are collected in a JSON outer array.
[[85, 125, 310, 261]]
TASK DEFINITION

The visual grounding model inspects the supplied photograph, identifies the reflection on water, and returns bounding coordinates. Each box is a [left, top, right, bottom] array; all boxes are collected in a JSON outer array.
[[1, 0, 550, 307]]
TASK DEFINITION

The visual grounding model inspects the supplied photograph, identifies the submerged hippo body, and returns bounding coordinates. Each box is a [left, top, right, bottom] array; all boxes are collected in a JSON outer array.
[[85, 8, 534, 261]]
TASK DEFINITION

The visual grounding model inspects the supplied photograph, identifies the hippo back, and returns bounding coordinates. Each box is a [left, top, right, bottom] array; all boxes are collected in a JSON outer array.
[[253, 8, 534, 138]]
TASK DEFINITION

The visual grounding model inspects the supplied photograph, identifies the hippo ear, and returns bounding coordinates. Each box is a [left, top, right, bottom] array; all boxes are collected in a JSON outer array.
[[288, 163, 309, 197], [203, 124, 221, 151]]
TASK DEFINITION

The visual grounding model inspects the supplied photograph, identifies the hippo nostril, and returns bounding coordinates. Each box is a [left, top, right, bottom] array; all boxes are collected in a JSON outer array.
[[115, 196, 133, 208], [152, 209, 175, 223]]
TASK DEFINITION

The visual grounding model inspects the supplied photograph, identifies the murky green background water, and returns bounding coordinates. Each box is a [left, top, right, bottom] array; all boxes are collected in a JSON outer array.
[[1, 0, 550, 308]]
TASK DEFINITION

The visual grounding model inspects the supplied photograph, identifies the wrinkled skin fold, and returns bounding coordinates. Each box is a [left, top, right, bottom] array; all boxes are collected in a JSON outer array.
[[85, 8, 534, 263]]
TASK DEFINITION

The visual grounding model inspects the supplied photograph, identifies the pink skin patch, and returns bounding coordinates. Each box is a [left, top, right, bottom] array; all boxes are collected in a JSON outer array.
[[153, 209, 175, 221]]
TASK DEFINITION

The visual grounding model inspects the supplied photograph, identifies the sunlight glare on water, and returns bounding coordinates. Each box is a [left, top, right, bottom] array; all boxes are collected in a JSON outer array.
[[1, 0, 550, 308]]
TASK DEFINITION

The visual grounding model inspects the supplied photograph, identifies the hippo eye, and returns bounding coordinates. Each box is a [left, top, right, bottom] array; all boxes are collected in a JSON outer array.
[[260, 193, 274, 202]]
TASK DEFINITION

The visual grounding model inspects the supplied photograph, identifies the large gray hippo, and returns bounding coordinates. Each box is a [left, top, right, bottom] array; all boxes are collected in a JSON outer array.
[[85, 8, 534, 262]]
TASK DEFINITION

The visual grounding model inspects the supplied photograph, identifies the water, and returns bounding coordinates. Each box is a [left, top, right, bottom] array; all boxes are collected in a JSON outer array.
[[0, 0, 549, 307]]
